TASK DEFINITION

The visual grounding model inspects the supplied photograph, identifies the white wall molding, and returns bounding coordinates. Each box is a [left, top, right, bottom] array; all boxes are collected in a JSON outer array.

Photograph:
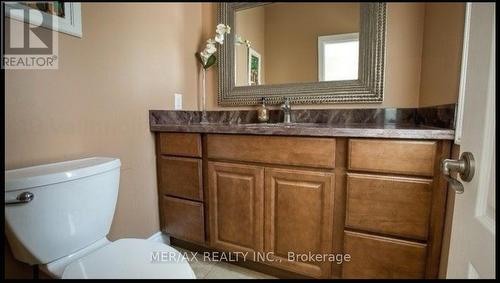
[[147, 231, 171, 245]]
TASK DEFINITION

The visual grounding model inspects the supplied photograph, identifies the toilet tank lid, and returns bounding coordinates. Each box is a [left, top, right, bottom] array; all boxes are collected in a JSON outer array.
[[5, 157, 121, 192]]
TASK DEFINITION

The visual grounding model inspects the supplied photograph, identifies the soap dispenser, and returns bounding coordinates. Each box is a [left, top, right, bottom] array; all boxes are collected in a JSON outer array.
[[257, 97, 269, 123]]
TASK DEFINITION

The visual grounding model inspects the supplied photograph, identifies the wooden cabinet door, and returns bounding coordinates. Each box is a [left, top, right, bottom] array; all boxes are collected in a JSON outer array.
[[264, 168, 335, 278], [208, 162, 264, 254]]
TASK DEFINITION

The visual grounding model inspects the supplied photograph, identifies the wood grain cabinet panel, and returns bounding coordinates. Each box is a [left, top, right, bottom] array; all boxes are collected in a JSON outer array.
[[207, 134, 336, 169], [348, 139, 437, 176], [208, 162, 264, 254], [342, 231, 427, 279], [162, 196, 205, 244], [154, 133, 450, 279], [159, 133, 202, 157], [264, 168, 335, 278], [345, 173, 433, 240], [159, 156, 203, 201]]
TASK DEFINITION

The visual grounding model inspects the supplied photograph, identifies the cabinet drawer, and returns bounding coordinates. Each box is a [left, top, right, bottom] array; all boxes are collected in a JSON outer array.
[[159, 133, 202, 158], [342, 231, 427, 279], [345, 173, 432, 240], [159, 156, 203, 201], [348, 139, 437, 176], [207, 134, 335, 169], [162, 196, 205, 244]]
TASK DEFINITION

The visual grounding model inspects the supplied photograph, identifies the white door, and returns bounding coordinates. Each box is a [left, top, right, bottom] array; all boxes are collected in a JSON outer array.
[[446, 3, 495, 279]]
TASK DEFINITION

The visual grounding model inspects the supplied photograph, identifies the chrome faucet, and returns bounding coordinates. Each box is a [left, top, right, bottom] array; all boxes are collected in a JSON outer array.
[[281, 97, 292, 123]]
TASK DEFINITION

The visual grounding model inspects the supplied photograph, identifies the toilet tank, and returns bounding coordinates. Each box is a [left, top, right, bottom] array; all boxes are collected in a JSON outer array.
[[5, 157, 121, 265]]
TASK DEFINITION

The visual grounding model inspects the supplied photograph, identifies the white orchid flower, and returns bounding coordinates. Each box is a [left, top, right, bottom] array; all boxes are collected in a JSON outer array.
[[216, 23, 230, 35], [235, 35, 251, 48], [216, 24, 225, 33], [198, 24, 231, 69], [205, 42, 216, 54], [215, 33, 224, 44], [199, 40, 216, 65], [199, 50, 209, 65]]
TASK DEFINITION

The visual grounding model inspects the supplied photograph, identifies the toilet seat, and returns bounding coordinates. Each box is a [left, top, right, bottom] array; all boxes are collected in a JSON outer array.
[[62, 239, 196, 279]]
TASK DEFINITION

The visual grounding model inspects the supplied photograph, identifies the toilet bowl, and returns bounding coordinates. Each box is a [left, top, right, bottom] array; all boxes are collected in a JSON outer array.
[[59, 239, 195, 279], [5, 157, 195, 279]]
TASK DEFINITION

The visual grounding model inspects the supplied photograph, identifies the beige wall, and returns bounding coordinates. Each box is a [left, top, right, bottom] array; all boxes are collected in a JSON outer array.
[[5, 3, 203, 278], [264, 3, 360, 84], [235, 6, 266, 86], [419, 3, 465, 107], [5, 2, 465, 278]]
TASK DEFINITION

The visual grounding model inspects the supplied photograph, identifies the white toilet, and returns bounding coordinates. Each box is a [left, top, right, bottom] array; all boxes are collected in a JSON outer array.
[[5, 157, 196, 279]]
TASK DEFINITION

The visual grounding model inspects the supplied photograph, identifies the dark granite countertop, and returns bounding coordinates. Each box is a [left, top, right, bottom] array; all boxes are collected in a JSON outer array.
[[149, 106, 456, 140], [149, 122, 454, 140]]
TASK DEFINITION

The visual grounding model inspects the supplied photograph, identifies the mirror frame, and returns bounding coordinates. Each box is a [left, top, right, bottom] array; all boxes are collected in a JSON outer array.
[[217, 2, 386, 106]]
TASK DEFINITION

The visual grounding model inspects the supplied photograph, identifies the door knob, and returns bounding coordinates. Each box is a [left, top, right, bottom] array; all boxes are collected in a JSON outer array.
[[441, 152, 475, 194]]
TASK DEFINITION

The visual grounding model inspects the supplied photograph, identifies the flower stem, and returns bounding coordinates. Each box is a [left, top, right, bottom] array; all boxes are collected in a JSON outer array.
[[200, 67, 209, 124]]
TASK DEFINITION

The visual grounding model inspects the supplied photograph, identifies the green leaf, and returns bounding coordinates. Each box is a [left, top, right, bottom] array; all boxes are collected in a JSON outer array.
[[203, 54, 216, 69]]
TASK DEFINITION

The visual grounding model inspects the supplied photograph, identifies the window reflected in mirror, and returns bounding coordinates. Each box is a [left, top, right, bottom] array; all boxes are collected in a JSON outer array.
[[234, 3, 360, 87], [318, 33, 359, 81]]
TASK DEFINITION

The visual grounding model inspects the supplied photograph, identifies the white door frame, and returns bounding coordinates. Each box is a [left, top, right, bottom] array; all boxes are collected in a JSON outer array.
[[446, 2, 496, 279], [453, 3, 472, 145]]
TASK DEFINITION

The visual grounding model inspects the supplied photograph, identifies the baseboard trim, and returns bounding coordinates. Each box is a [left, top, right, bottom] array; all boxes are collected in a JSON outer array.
[[147, 231, 171, 245]]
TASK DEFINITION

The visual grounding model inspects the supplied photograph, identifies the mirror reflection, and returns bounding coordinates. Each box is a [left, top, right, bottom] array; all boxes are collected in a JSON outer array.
[[235, 3, 360, 87]]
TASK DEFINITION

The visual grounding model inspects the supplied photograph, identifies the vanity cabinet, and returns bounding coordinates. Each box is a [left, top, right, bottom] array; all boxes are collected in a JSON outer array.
[[155, 133, 450, 279]]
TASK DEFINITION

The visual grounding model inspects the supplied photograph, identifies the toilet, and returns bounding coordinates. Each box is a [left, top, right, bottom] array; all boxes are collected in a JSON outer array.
[[5, 157, 196, 279]]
